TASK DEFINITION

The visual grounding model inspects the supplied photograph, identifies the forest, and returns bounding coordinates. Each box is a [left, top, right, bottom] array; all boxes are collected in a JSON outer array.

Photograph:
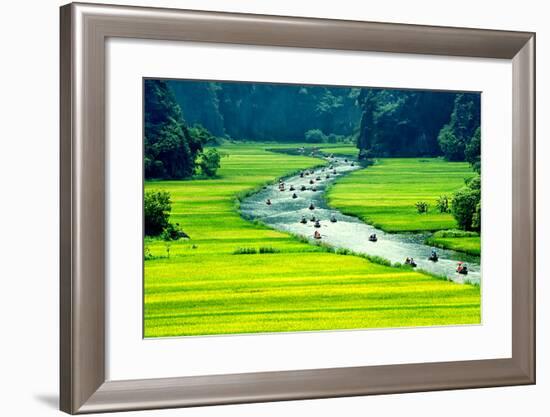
[[144, 79, 480, 181]]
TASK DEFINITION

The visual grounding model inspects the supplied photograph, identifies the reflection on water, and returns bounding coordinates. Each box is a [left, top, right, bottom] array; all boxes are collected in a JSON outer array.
[[239, 156, 480, 284]]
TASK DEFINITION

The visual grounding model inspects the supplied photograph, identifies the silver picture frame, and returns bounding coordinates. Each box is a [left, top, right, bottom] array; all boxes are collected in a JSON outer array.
[[60, 2, 535, 414]]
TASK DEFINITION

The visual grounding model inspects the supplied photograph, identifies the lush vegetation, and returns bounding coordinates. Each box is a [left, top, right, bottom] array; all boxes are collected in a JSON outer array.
[[326, 158, 476, 233], [451, 176, 481, 232], [425, 230, 481, 256], [168, 80, 361, 142], [355, 90, 480, 164], [144, 80, 221, 180], [144, 144, 480, 337]]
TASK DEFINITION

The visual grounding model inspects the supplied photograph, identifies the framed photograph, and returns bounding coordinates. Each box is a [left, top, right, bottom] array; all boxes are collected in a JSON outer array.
[[60, 2, 535, 414]]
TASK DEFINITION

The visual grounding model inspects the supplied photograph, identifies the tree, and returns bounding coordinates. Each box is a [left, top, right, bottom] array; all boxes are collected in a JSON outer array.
[[451, 176, 481, 231], [304, 129, 327, 143], [144, 190, 172, 236], [465, 127, 481, 172], [356, 89, 456, 157], [438, 93, 481, 162], [144, 80, 201, 179], [437, 125, 464, 161], [196, 148, 221, 177]]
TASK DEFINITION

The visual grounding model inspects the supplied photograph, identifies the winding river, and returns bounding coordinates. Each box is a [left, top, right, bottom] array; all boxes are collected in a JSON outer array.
[[239, 154, 480, 284]]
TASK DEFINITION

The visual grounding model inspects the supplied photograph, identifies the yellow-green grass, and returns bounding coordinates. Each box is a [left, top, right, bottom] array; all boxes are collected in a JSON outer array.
[[425, 230, 481, 256], [144, 144, 480, 337], [327, 158, 476, 233]]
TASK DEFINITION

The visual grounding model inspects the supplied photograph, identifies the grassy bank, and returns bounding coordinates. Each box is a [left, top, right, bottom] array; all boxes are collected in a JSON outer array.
[[425, 230, 481, 256], [326, 158, 475, 232], [144, 144, 480, 337]]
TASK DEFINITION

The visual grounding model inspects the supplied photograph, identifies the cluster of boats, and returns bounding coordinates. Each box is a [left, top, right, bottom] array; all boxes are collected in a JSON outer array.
[[262, 154, 471, 276]]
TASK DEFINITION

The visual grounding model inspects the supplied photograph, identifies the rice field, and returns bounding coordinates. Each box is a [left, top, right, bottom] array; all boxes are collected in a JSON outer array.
[[326, 158, 476, 231], [144, 144, 480, 337]]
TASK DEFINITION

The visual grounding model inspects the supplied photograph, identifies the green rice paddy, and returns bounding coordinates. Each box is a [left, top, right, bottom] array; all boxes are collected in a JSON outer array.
[[144, 144, 480, 337]]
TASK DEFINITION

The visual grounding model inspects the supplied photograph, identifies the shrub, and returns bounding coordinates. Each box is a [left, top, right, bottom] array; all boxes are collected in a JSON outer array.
[[435, 195, 451, 213], [144, 190, 172, 236], [161, 222, 189, 241], [304, 129, 328, 143], [452, 176, 481, 231], [415, 201, 429, 214], [258, 247, 280, 254], [196, 148, 221, 177], [233, 247, 257, 255]]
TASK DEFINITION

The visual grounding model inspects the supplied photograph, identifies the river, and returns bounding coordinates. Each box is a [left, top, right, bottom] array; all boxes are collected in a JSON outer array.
[[239, 154, 481, 284]]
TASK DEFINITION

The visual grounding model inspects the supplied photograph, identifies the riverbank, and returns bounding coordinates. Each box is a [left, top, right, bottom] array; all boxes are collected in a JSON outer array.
[[144, 143, 480, 337], [326, 158, 480, 254], [425, 230, 481, 256]]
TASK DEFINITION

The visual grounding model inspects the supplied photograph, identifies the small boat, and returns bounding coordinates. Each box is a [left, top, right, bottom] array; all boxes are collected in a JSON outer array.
[[314, 220, 321, 228], [368, 234, 377, 242], [456, 262, 468, 275], [313, 230, 322, 239], [292, 193, 298, 199], [300, 185, 306, 191], [300, 216, 307, 224], [330, 215, 337, 223], [266, 199, 272, 205], [405, 257, 417, 267], [289, 185, 295, 191], [309, 203, 315, 210]]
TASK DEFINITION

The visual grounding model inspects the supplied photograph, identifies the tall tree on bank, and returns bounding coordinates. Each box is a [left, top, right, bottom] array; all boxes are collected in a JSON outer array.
[[144, 80, 201, 179], [437, 93, 481, 163]]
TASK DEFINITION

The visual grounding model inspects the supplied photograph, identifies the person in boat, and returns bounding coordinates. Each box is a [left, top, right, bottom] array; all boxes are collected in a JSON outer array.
[[369, 234, 377, 242], [351, 162, 355, 166], [314, 230, 322, 239], [289, 185, 295, 191], [292, 193, 298, 199], [310, 216, 316, 222], [309, 203, 315, 210], [316, 176, 321, 181], [266, 199, 272, 205], [344, 158, 348, 163], [300, 216, 307, 224], [330, 214, 337, 223], [312, 187, 317, 192], [314, 220, 321, 228], [300, 185, 306, 191], [333, 169, 337, 174], [406, 257, 417, 267], [456, 262, 468, 275], [305, 171, 310, 176], [300, 172, 304, 178], [429, 250, 439, 262], [309, 179, 314, 184]]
